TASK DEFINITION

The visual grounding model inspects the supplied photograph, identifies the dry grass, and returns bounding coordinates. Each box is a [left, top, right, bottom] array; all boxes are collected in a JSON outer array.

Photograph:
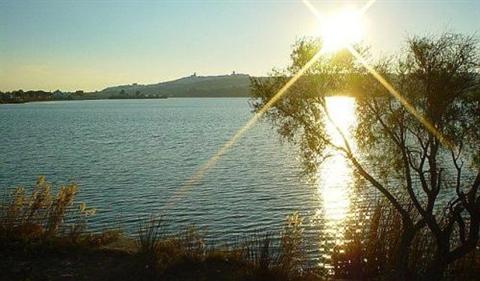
[[0, 176, 120, 251], [3, 177, 478, 280], [133, 213, 319, 281]]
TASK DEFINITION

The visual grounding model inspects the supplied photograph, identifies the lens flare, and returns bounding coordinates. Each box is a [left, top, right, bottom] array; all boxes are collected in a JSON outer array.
[[303, 0, 451, 147]]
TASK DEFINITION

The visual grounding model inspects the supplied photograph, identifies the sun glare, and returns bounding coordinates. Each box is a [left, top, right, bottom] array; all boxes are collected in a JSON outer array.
[[319, 9, 364, 52], [317, 97, 356, 236], [325, 96, 356, 145]]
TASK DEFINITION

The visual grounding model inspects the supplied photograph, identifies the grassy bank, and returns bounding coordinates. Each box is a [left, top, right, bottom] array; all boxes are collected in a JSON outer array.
[[1, 177, 479, 280], [0, 177, 318, 281]]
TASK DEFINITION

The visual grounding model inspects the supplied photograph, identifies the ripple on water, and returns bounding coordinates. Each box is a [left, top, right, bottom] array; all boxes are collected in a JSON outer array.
[[0, 98, 360, 264]]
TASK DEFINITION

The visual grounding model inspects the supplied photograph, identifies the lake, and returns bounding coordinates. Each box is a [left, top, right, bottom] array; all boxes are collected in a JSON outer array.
[[0, 97, 360, 264]]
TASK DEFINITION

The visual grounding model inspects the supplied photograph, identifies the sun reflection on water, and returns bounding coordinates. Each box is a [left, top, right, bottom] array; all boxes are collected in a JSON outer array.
[[325, 96, 356, 146], [317, 96, 356, 240]]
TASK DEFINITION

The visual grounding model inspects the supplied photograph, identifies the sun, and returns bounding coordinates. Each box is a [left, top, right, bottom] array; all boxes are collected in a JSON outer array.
[[319, 9, 364, 52]]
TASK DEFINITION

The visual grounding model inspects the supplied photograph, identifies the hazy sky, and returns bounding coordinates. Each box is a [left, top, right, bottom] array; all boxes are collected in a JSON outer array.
[[1, 0, 479, 91]]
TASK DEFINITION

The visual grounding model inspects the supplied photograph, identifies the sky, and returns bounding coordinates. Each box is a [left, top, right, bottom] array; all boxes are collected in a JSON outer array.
[[1, 0, 479, 92]]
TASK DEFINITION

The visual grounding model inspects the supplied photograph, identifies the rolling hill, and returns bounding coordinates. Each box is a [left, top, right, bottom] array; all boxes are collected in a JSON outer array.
[[97, 73, 252, 98]]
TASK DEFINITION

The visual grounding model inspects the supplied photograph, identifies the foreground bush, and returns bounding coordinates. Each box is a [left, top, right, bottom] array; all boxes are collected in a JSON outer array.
[[135, 213, 319, 281], [0, 176, 120, 251], [2, 178, 478, 280]]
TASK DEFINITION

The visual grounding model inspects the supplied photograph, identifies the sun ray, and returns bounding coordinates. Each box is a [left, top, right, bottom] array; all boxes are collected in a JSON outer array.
[[302, 0, 375, 19], [346, 45, 452, 147], [359, 0, 377, 15], [302, 0, 322, 19]]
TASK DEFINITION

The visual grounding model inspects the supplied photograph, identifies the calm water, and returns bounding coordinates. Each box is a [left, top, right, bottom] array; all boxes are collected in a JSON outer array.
[[0, 97, 357, 263]]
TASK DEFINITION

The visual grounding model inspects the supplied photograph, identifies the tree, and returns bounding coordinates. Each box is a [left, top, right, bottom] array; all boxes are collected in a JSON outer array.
[[251, 33, 480, 280]]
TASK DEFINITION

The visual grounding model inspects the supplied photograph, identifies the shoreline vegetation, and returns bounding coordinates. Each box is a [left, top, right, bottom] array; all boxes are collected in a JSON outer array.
[[1, 178, 479, 281], [0, 90, 169, 104], [0, 73, 252, 104]]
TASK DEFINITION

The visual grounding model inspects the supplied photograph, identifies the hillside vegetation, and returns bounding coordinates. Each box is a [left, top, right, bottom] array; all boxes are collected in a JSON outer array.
[[0, 73, 253, 103], [100, 73, 251, 98]]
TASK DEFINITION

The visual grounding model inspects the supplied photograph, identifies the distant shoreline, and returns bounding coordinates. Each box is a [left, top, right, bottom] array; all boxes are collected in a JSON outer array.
[[1, 96, 255, 105], [0, 73, 254, 104]]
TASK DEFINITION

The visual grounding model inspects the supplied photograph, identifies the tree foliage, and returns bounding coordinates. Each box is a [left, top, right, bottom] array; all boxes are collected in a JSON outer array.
[[251, 33, 480, 280]]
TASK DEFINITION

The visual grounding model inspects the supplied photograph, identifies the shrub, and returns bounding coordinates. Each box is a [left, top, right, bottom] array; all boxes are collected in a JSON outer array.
[[0, 176, 117, 250], [134, 213, 318, 281]]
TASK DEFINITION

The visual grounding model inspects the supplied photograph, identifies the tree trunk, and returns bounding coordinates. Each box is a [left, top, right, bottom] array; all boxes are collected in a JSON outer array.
[[393, 226, 416, 281], [423, 257, 447, 281], [422, 235, 450, 281]]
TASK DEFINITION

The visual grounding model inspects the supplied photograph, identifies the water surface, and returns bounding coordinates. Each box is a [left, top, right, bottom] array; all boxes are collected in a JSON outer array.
[[0, 97, 357, 263]]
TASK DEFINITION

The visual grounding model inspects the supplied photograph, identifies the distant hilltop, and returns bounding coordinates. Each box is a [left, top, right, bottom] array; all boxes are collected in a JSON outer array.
[[0, 73, 255, 103], [98, 72, 252, 99]]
